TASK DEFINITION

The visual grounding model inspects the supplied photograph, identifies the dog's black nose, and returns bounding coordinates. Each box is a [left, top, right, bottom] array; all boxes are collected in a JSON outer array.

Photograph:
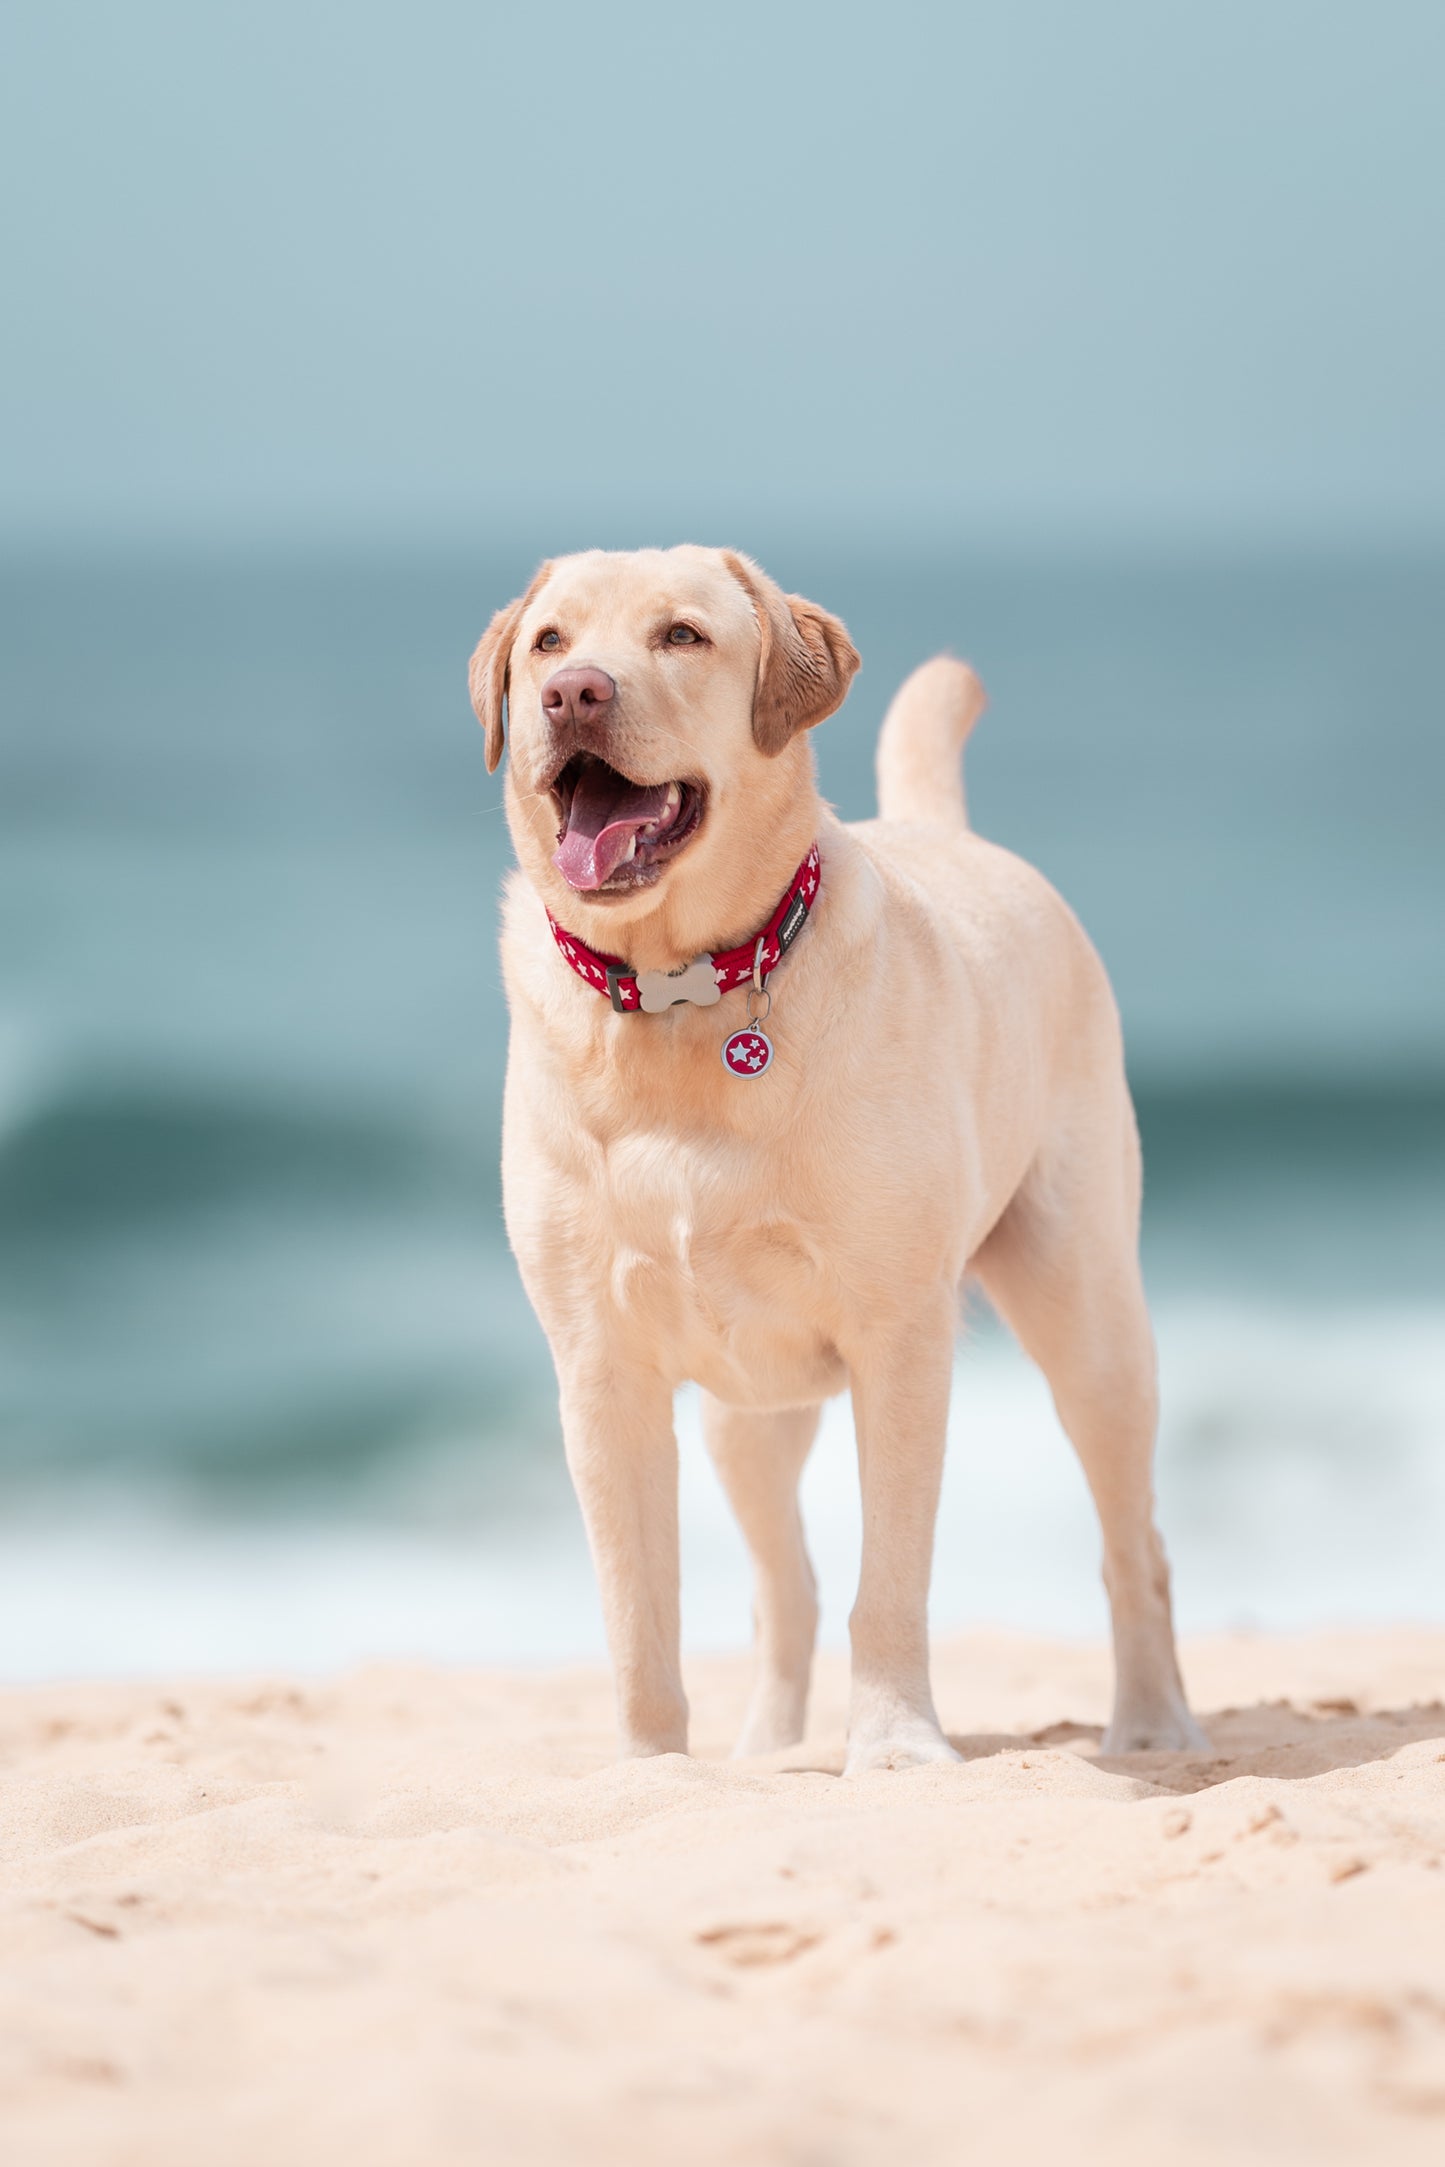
[[541, 666, 616, 725]]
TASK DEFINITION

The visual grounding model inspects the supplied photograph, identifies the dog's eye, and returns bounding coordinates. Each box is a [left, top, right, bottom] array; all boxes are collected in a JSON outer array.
[[536, 628, 562, 652], [666, 624, 702, 646]]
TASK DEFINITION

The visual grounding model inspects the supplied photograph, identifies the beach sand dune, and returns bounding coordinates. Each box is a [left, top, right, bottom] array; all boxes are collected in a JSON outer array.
[[1, 1631, 1442, 2165]]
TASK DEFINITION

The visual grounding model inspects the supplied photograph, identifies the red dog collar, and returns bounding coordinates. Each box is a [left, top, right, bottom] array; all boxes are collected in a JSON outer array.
[[547, 844, 821, 1014]]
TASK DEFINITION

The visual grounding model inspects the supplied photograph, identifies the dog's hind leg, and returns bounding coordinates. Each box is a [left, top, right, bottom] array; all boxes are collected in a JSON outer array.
[[971, 1102, 1208, 1756], [701, 1396, 821, 1755]]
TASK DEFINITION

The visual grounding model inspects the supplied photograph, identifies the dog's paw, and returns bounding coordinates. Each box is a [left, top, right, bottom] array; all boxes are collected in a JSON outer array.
[[1102, 1704, 1210, 1755], [730, 1678, 810, 1759], [733, 1717, 806, 1758], [618, 1728, 690, 1760], [844, 1712, 961, 1778]]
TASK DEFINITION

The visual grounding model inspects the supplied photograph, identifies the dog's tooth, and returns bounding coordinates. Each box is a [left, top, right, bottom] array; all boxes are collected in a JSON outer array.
[[620, 835, 637, 863], [664, 783, 681, 815]]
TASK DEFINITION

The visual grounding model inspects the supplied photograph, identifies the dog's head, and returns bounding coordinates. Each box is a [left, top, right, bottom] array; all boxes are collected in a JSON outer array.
[[469, 546, 858, 945]]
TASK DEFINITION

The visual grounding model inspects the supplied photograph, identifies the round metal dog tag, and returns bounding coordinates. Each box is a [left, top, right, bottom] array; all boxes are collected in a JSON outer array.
[[721, 1028, 774, 1078]]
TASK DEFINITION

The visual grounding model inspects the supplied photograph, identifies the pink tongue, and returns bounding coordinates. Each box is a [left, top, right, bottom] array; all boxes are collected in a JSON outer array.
[[554, 769, 676, 891]]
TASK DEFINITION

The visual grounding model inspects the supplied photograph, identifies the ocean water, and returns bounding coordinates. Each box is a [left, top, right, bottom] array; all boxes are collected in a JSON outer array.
[[1, 541, 1442, 1679]]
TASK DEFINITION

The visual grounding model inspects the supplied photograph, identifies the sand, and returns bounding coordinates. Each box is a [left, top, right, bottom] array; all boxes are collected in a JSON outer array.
[[1, 1631, 1442, 2166]]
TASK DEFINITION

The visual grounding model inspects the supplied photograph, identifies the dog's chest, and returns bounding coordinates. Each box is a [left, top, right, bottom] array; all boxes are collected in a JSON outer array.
[[594, 1132, 845, 1403]]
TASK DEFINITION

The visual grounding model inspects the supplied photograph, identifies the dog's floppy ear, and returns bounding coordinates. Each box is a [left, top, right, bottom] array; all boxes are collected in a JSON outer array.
[[468, 563, 552, 773], [723, 551, 860, 757]]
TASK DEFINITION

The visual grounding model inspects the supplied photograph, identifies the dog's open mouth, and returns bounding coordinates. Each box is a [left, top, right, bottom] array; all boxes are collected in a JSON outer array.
[[550, 754, 706, 893]]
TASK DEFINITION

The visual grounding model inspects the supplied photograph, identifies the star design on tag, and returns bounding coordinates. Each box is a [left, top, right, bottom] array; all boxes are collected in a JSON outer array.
[[721, 1028, 773, 1078]]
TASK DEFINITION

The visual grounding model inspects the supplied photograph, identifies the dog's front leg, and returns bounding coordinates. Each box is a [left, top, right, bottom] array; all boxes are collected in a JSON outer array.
[[845, 1297, 961, 1775], [559, 1360, 687, 1758]]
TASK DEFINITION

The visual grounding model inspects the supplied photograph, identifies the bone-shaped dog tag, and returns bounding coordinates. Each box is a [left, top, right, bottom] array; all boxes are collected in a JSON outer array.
[[635, 957, 722, 1012]]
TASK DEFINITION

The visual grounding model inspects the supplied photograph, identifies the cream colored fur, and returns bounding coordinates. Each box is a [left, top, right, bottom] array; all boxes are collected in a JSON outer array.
[[472, 545, 1205, 1770]]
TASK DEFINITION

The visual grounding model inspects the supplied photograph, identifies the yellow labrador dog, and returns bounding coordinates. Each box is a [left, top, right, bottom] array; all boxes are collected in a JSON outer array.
[[470, 546, 1205, 1772]]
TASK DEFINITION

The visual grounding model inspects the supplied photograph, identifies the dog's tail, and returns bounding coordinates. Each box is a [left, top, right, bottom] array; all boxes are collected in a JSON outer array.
[[875, 656, 986, 828]]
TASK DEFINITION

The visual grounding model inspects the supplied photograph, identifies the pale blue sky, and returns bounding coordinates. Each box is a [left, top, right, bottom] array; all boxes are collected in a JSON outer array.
[[3, 0, 1442, 543]]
